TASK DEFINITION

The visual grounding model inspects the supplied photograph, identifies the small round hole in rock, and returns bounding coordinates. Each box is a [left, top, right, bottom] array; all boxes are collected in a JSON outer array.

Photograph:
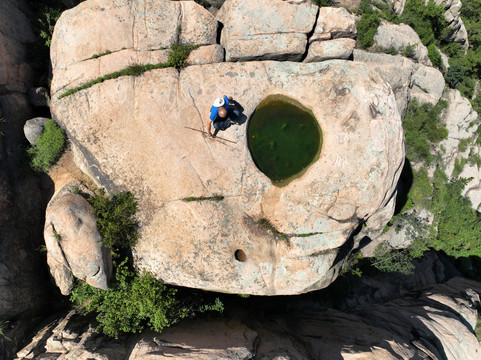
[[235, 249, 246, 262]]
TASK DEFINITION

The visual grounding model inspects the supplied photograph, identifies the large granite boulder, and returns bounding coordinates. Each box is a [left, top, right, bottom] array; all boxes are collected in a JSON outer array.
[[50, 0, 405, 295], [44, 181, 112, 295], [216, 0, 318, 61], [51, 61, 404, 295]]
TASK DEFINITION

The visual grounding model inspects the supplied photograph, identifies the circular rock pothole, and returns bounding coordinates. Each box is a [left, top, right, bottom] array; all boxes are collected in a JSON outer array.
[[247, 95, 322, 184], [235, 249, 246, 262]]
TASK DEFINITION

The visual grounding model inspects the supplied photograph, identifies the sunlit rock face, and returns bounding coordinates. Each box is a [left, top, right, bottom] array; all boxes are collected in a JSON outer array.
[[50, 0, 405, 295]]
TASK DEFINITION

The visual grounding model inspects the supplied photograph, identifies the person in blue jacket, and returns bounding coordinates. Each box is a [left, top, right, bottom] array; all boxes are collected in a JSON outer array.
[[207, 95, 239, 138]]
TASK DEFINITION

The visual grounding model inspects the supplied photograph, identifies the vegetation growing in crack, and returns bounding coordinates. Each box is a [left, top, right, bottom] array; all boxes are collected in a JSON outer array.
[[257, 218, 323, 246], [87, 189, 139, 256], [58, 44, 199, 99], [91, 50, 112, 59], [183, 194, 224, 201]]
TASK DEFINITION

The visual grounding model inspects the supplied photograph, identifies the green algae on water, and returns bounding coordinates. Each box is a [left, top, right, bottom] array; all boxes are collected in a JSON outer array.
[[247, 95, 322, 184]]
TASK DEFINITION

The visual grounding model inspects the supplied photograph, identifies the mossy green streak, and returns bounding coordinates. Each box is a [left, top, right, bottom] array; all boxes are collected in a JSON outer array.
[[247, 95, 322, 184]]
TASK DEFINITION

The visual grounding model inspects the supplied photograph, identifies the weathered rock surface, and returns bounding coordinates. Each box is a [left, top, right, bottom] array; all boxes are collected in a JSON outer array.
[[216, 0, 318, 61], [373, 20, 431, 66], [436, 0, 469, 49], [304, 38, 356, 62], [24, 117, 49, 145], [311, 7, 357, 42], [353, 49, 445, 114], [51, 0, 218, 93], [44, 181, 111, 295], [15, 272, 481, 360], [50, 0, 405, 295], [439, 89, 481, 209], [410, 63, 445, 106]]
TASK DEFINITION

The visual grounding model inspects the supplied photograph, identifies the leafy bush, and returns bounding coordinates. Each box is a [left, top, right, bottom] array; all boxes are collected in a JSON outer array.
[[167, 44, 198, 69], [71, 259, 223, 338], [401, 166, 433, 212], [88, 189, 139, 253], [402, 43, 417, 59], [445, 62, 467, 88], [430, 168, 481, 257], [27, 119, 66, 172], [400, 0, 446, 46], [427, 43, 442, 68], [356, 13, 381, 49], [402, 99, 448, 164]]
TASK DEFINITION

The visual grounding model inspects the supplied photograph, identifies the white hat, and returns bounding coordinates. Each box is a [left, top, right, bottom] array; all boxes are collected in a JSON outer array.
[[213, 97, 225, 107]]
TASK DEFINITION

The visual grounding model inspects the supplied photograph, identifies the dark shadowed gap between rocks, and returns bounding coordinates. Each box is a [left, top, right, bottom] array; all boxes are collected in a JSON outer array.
[[300, 6, 320, 63]]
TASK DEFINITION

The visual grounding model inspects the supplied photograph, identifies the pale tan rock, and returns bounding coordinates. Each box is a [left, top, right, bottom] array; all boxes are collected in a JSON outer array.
[[304, 38, 356, 62], [373, 20, 431, 66], [51, 60, 404, 295], [216, 0, 318, 61], [439, 89, 481, 209], [311, 7, 357, 42], [44, 181, 112, 295], [410, 64, 445, 106], [51, 0, 218, 70], [187, 44, 224, 65]]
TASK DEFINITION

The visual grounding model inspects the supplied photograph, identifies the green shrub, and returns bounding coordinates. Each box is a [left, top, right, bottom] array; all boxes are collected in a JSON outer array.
[[71, 258, 223, 338], [430, 168, 481, 258], [385, 47, 399, 55], [356, 12, 381, 49], [27, 119, 66, 172], [167, 44, 198, 69], [400, 0, 446, 46], [446, 62, 467, 88], [427, 43, 442, 68], [402, 99, 448, 164], [88, 189, 139, 253], [402, 43, 417, 59]]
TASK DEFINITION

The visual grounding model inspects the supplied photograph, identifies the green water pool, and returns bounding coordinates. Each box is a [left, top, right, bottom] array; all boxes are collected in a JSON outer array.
[[247, 95, 322, 184]]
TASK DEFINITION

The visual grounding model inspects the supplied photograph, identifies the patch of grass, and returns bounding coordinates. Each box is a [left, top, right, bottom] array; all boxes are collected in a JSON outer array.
[[27, 119, 66, 172], [183, 194, 224, 201], [91, 50, 112, 59], [70, 258, 223, 338], [88, 189, 139, 255]]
